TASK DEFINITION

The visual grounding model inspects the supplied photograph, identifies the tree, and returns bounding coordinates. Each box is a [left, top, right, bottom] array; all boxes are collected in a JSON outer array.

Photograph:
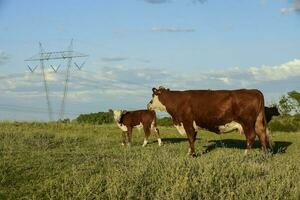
[[278, 95, 294, 115], [287, 90, 300, 113]]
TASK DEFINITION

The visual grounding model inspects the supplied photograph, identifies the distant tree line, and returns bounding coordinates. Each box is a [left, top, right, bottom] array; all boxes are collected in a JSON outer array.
[[72, 111, 173, 126], [75, 112, 114, 125]]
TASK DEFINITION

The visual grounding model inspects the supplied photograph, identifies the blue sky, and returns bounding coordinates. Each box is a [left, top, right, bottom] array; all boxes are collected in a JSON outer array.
[[0, 0, 300, 120]]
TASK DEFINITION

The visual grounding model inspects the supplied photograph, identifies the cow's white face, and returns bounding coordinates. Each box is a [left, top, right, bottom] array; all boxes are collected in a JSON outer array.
[[147, 95, 167, 112], [112, 110, 122, 123]]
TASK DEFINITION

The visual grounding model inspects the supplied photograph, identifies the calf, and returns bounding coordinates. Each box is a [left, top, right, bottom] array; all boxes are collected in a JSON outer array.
[[109, 109, 162, 147]]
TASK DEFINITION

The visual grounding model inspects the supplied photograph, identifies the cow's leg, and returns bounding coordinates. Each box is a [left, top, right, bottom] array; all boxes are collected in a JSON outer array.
[[152, 126, 162, 146], [245, 131, 256, 155], [183, 123, 197, 157], [256, 130, 267, 153], [255, 111, 267, 153], [245, 132, 256, 155], [266, 128, 274, 151], [257, 134, 267, 153], [122, 131, 127, 146], [142, 126, 151, 147], [126, 127, 133, 147]]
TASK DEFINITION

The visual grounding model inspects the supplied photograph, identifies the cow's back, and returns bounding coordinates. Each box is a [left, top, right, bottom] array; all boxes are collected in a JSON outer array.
[[122, 110, 156, 127], [169, 89, 265, 131]]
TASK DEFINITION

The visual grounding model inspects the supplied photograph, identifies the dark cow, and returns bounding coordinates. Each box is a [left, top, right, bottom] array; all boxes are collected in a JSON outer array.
[[265, 106, 280, 123], [147, 87, 273, 156], [109, 109, 162, 147]]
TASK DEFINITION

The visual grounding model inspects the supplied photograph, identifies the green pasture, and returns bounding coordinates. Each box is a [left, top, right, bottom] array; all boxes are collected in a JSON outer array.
[[0, 122, 299, 200]]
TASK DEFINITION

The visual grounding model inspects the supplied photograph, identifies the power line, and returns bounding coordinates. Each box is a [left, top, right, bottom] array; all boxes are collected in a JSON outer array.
[[60, 39, 73, 119], [39, 42, 53, 120], [24, 40, 89, 120]]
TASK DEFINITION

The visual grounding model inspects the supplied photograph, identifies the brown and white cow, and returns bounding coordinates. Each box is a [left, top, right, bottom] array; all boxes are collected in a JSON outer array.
[[147, 87, 273, 156], [109, 109, 162, 147]]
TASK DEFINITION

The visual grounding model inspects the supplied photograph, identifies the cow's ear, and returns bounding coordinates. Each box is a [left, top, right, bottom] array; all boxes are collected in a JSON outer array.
[[122, 110, 128, 115], [158, 86, 169, 92], [153, 87, 161, 95], [152, 87, 162, 95], [108, 109, 113, 113]]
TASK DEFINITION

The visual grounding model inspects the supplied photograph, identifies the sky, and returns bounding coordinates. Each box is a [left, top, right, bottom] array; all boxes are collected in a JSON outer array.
[[0, 0, 300, 121]]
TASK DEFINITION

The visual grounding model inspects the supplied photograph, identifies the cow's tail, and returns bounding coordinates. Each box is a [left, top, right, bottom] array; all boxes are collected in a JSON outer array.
[[266, 128, 274, 150], [151, 111, 162, 146], [151, 111, 159, 133], [261, 100, 274, 150]]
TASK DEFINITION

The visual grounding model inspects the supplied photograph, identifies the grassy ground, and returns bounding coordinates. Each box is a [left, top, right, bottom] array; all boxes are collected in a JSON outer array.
[[0, 122, 300, 200]]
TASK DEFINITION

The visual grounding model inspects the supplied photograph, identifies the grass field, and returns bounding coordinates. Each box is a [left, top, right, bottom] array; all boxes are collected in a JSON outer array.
[[1, 122, 300, 200]]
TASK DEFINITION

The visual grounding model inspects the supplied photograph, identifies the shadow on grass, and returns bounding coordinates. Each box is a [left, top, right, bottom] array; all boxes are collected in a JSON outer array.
[[204, 139, 292, 154], [146, 137, 187, 145], [162, 137, 187, 144], [156, 137, 292, 154]]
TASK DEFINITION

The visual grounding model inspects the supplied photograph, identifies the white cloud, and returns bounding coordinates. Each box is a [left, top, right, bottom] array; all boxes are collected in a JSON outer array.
[[212, 59, 300, 85], [281, 7, 295, 15], [216, 77, 232, 84], [281, 0, 300, 14], [249, 60, 300, 81]]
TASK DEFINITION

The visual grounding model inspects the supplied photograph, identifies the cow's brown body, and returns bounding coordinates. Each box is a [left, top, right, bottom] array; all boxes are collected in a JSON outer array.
[[110, 109, 162, 147], [147, 87, 273, 156]]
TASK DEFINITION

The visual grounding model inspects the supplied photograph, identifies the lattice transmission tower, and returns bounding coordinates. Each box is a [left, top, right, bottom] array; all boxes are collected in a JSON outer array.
[[25, 40, 88, 121]]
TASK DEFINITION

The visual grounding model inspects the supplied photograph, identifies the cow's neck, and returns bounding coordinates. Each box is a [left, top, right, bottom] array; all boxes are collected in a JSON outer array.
[[118, 113, 126, 124], [160, 92, 181, 122]]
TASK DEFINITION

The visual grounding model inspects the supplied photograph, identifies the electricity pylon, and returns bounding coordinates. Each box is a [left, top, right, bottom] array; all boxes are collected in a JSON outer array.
[[25, 40, 88, 120]]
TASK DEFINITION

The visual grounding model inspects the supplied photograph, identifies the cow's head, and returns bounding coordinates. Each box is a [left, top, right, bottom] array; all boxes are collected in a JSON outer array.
[[147, 86, 168, 112], [109, 109, 127, 123], [270, 106, 280, 116]]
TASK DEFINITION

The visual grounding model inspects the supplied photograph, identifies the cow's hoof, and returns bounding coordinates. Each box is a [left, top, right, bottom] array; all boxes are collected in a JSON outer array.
[[187, 153, 197, 157], [187, 152, 197, 157], [142, 140, 148, 147], [191, 153, 197, 157], [158, 142, 163, 146]]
